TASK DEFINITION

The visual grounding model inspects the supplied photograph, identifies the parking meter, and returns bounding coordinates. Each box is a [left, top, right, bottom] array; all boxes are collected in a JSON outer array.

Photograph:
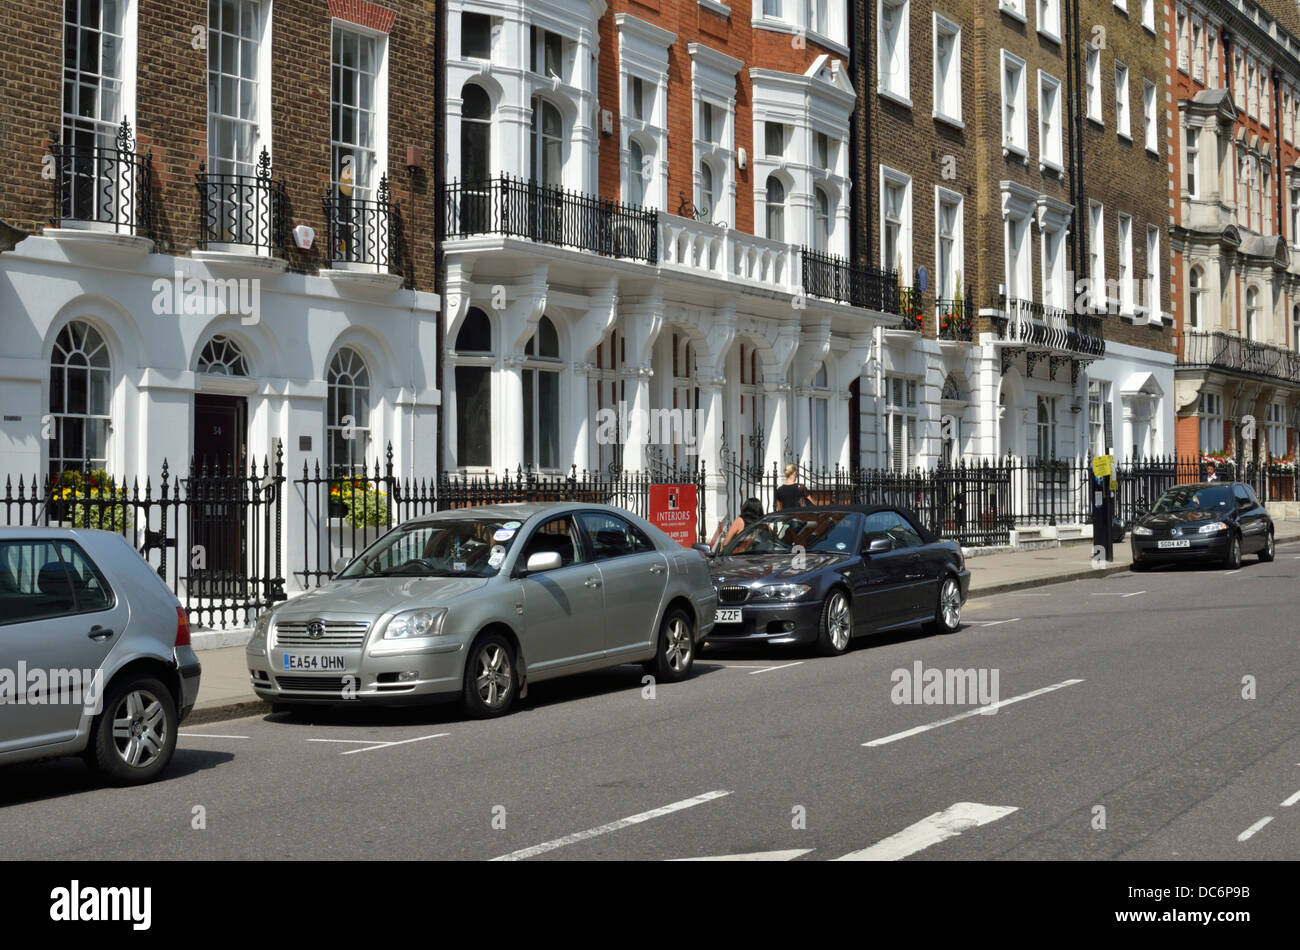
[[1091, 455, 1116, 563]]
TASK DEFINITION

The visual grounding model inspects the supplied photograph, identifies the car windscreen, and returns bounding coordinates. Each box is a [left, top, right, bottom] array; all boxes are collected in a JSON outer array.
[[721, 511, 862, 556], [1150, 485, 1232, 514], [338, 518, 525, 578]]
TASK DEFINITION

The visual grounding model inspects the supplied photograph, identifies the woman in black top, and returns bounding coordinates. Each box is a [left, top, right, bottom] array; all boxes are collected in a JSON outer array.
[[774, 464, 811, 510], [710, 497, 764, 551]]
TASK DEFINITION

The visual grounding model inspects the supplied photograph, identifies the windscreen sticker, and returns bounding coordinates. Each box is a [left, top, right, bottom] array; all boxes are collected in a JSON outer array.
[[453, 561, 467, 572], [493, 528, 517, 542], [503, 521, 522, 529], [488, 545, 506, 568]]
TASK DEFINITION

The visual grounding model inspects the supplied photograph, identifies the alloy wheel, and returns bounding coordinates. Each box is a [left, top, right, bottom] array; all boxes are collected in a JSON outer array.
[[665, 616, 693, 673], [475, 644, 513, 709], [828, 592, 851, 651], [111, 688, 168, 769], [941, 578, 962, 629]]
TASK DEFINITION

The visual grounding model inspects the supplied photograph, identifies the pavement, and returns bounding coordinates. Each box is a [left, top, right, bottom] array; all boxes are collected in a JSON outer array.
[[7, 532, 1300, 860], [181, 518, 1300, 724]]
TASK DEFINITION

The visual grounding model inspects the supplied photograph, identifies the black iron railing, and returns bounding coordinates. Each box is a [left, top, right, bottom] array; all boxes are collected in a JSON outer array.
[[196, 146, 286, 253], [992, 294, 1106, 357], [801, 249, 901, 312], [2, 450, 285, 629], [323, 173, 404, 274], [1182, 331, 1300, 384], [898, 286, 925, 331], [442, 176, 658, 263], [49, 118, 153, 237], [936, 292, 973, 341]]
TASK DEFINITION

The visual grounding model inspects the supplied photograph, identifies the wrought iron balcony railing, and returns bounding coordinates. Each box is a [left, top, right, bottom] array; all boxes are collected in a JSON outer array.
[[322, 174, 404, 274], [991, 294, 1106, 357], [442, 176, 658, 264], [936, 292, 973, 341], [801, 249, 901, 313], [196, 146, 286, 253], [1181, 330, 1300, 384], [897, 286, 925, 331], [49, 118, 153, 237]]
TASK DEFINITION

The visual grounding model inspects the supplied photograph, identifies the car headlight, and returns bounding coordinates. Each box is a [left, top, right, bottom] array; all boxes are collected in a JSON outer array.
[[1197, 521, 1228, 534], [382, 608, 448, 639], [251, 609, 272, 642], [751, 583, 812, 602], [1133, 525, 1152, 536]]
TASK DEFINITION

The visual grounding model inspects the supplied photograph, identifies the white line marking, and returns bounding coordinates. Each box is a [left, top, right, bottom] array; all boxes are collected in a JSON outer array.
[[1237, 816, 1273, 841], [750, 662, 804, 675], [966, 618, 1020, 627], [863, 679, 1085, 747], [307, 738, 384, 744], [338, 733, 450, 756], [670, 849, 813, 861], [1090, 592, 1130, 596], [1281, 790, 1300, 807], [178, 733, 249, 739], [491, 790, 732, 861], [1224, 569, 1242, 575], [834, 802, 1019, 861], [1122, 590, 1146, 597]]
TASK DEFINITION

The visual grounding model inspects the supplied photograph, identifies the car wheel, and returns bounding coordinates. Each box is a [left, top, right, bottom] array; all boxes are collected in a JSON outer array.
[[462, 633, 517, 718], [1223, 533, 1242, 569], [647, 607, 695, 682], [923, 576, 962, 635], [86, 675, 178, 786], [1259, 531, 1275, 562], [816, 589, 853, 656]]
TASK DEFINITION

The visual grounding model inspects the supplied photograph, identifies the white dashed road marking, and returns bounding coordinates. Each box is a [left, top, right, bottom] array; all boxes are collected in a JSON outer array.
[[966, 618, 1020, 627], [308, 733, 450, 755], [1280, 790, 1300, 808], [670, 849, 813, 861], [833, 802, 1019, 861], [491, 790, 732, 861], [863, 679, 1085, 747], [1237, 817, 1273, 842], [748, 662, 804, 675], [178, 733, 249, 739]]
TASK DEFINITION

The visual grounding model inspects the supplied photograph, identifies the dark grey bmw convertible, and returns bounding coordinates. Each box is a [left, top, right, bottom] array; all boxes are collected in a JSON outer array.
[[704, 505, 970, 656]]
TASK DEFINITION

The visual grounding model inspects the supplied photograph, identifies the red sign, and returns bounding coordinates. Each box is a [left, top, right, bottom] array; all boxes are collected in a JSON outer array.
[[648, 484, 698, 547]]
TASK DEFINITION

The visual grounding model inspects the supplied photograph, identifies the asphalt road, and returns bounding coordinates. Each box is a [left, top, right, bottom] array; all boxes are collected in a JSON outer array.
[[3, 541, 1299, 861]]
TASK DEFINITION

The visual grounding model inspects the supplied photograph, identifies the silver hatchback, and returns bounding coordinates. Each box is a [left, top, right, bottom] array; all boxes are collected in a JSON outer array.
[[0, 527, 201, 785], [247, 503, 718, 717]]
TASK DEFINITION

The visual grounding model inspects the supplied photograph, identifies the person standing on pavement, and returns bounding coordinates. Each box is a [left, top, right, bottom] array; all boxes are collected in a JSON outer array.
[[1205, 462, 1218, 482], [774, 464, 812, 510]]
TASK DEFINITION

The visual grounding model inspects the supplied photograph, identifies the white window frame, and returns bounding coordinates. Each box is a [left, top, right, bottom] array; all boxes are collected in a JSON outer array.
[[878, 0, 911, 106], [1145, 225, 1161, 322], [1141, 0, 1155, 32], [885, 377, 918, 473], [330, 21, 388, 204], [935, 186, 963, 300], [880, 166, 912, 278], [1199, 391, 1223, 453], [1037, 0, 1060, 44], [1038, 70, 1063, 172], [1176, 8, 1189, 73], [1114, 61, 1131, 139], [1143, 79, 1157, 153], [999, 0, 1026, 24], [1040, 211, 1067, 308], [207, 0, 271, 179], [1089, 202, 1106, 312], [932, 14, 962, 127], [1117, 212, 1134, 315], [1001, 50, 1028, 157], [1185, 125, 1200, 198], [1188, 265, 1203, 330], [1085, 44, 1102, 123]]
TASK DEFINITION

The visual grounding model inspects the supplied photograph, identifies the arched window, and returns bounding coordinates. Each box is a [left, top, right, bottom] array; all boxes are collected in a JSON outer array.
[[1188, 267, 1203, 330], [627, 138, 646, 207], [765, 176, 786, 242], [461, 84, 492, 233], [523, 315, 560, 470], [698, 160, 717, 218], [197, 335, 249, 376], [941, 373, 961, 402], [327, 347, 370, 477], [49, 321, 111, 479], [738, 342, 765, 468], [1292, 304, 1300, 353], [814, 186, 831, 252], [530, 96, 563, 185], [1245, 286, 1259, 340], [455, 308, 493, 467]]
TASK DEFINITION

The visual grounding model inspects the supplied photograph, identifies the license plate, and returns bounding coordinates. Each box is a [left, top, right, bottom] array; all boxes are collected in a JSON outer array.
[[716, 608, 743, 624], [281, 652, 349, 672], [1157, 539, 1190, 549]]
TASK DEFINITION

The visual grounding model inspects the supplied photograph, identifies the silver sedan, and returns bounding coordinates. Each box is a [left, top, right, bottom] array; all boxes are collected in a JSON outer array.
[[246, 503, 718, 717]]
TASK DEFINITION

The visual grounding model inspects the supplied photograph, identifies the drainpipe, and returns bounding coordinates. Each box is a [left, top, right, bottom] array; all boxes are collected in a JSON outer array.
[[1272, 68, 1284, 244], [1066, 0, 1086, 281], [434, 0, 446, 481]]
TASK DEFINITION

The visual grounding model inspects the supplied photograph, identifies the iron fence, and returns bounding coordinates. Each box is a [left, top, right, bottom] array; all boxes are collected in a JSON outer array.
[[50, 118, 153, 237], [801, 248, 900, 312], [442, 176, 658, 263], [936, 292, 973, 341], [196, 146, 286, 253], [2, 451, 285, 629]]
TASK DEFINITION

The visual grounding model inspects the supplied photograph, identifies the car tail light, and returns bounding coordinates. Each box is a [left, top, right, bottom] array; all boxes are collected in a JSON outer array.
[[175, 607, 192, 647]]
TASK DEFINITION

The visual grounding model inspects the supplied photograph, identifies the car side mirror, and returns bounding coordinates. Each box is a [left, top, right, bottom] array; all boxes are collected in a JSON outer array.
[[692, 543, 714, 557], [525, 551, 563, 574], [864, 538, 892, 556]]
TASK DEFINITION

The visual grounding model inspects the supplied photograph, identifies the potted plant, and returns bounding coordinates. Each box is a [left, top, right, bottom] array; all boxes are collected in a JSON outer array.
[[51, 469, 132, 531], [329, 478, 389, 529]]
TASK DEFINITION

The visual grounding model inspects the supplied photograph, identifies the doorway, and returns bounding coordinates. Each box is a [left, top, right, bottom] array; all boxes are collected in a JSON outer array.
[[190, 394, 248, 596]]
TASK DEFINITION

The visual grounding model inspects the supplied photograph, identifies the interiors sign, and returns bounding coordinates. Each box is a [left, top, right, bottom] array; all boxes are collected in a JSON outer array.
[[649, 484, 697, 548]]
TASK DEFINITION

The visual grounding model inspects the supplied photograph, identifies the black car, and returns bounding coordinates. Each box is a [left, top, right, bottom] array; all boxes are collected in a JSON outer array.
[[1130, 481, 1274, 570], [704, 505, 971, 656]]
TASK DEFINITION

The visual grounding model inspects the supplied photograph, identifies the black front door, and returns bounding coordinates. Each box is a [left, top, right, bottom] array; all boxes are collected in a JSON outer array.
[[191, 394, 248, 594]]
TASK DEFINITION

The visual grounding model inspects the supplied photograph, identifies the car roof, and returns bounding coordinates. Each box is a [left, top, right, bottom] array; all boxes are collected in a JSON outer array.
[[755, 503, 940, 543], [402, 501, 640, 524]]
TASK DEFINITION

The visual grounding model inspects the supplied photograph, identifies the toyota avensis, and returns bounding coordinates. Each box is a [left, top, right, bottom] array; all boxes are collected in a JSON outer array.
[[246, 503, 718, 717]]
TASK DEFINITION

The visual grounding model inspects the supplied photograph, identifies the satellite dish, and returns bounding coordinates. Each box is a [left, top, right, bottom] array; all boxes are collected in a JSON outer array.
[[915, 265, 929, 293]]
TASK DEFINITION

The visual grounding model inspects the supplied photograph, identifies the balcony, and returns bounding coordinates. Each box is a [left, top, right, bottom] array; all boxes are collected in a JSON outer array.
[[1182, 330, 1300, 385], [990, 294, 1105, 357], [800, 248, 901, 313], [49, 118, 152, 238], [661, 212, 800, 293], [196, 146, 286, 255], [441, 176, 658, 264], [322, 174, 404, 276], [936, 292, 973, 342]]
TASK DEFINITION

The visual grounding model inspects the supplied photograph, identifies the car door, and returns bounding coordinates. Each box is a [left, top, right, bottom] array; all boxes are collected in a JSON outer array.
[[876, 510, 935, 623], [575, 511, 669, 661], [514, 515, 605, 674], [851, 512, 913, 630], [0, 538, 123, 753], [1232, 484, 1265, 552]]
